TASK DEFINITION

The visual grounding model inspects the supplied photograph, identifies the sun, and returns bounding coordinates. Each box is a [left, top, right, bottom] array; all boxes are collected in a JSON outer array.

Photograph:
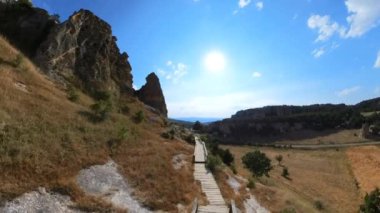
[[204, 51, 226, 73]]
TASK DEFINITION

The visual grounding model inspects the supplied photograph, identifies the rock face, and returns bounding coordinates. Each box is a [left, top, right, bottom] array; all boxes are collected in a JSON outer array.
[[0, 3, 57, 56], [34, 9, 133, 96], [136, 73, 168, 116]]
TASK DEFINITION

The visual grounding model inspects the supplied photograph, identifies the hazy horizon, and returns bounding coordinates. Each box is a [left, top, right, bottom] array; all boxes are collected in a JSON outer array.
[[33, 0, 380, 118]]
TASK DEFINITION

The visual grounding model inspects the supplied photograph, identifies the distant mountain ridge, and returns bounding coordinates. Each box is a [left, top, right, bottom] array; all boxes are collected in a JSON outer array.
[[208, 97, 380, 144]]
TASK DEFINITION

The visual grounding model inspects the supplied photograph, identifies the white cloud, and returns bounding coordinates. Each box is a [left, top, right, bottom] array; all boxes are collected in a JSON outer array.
[[336, 86, 360, 97], [256, 1, 264, 11], [168, 92, 279, 118], [311, 47, 325, 58], [308, 0, 380, 41], [374, 51, 380, 68], [239, 0, 251, 8], [344, 0, 380, 38], [157, 61, 188, 84], [307, 15, 346, 42], [252, 71, 262, 78]]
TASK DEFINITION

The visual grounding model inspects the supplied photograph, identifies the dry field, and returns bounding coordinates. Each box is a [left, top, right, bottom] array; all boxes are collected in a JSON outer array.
[[221, 145, 364, 213], [274, 129, 369, 145], [346, 146, 380, 195], [0, 35, 199, 211]]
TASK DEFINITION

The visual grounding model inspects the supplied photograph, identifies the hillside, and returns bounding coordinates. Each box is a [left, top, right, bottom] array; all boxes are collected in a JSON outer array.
[[0, 32, 197, 212], [208, 100, 380, 144]]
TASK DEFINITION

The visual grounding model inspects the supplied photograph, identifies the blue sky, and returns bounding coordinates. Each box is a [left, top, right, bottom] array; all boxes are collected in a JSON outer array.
[[33, 0, 380, 118]]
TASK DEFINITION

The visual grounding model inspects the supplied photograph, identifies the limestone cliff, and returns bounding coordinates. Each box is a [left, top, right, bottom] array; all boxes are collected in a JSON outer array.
[[34, 9, 133, 96], [136, 73, 168, 116], [0, 2, 57, 56]]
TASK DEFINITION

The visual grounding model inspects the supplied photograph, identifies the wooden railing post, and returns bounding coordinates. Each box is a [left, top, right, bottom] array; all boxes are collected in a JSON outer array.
[[191, 198, 198, 213]]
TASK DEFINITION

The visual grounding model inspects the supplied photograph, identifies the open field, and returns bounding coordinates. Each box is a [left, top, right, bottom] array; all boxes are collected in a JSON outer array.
[[346, 146, 380, 195], [273, 129, 370, 145], [221, 145, 367, 213]]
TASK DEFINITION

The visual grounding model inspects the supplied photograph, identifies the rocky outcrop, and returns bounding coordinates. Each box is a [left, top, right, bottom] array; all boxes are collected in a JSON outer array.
[[0, 2, 57, 56], [136, 73, 167, 116], [34, 9, 133, 96]]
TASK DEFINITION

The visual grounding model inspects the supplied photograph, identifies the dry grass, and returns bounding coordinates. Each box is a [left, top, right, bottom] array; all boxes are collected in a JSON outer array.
[[274, 129, 368, 145], [346, 146, 380, 195], [221, 145, 361, 213], [0, 35, 198, 211]]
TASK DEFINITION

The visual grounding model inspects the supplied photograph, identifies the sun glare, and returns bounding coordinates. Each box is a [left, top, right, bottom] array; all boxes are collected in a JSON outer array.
[[204, 51, 226, 73]]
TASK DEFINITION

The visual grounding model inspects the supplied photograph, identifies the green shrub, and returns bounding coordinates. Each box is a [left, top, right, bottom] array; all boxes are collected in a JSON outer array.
[[230, 163, 237, 174], [67, 86, 79, 102], [161, 129, 174, 140], [93, 90, 111, 101], [247, 178, 255, 189], [193, 121, 203, 131], [185, 134, 195, 144], [134, 110, 144, 123], [13, 54, 23, 67], [360, 188, 380, 213], [206, 154, 222, 173], [282, 167, 289, 179], [119, 105, 130, 114], [118, 126, 129, 140], [280, 208, 296, 213], [314, 200, 324, 210], [242, 150, 272, 177], [275, 154, 283, 165], [220, 148, 234, 166], [90, 100, 112, 121]]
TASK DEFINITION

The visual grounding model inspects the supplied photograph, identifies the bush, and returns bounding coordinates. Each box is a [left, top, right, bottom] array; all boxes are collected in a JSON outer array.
[[282, 167, 289, 179], [67, 85, 79, 102], [161, 129, 174, 140], [134, 110, 144, 123], [247, 178, 255, 189], [314, 200, 324, 210], [90, 99, 112, 121], [118, 126, 129, 140], [275, 154, 283, 165], [206, 154, 222, 173], [220, 149, 234, 166], [185, 134, 195, 144], [242, 150, 272, 177], [230, 163, 237, 174], [193, 121, 203, 131], [360, 188, 380, 213]]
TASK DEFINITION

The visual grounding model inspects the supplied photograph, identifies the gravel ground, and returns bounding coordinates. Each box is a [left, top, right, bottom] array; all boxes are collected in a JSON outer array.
[[0, 187, 81, 213]]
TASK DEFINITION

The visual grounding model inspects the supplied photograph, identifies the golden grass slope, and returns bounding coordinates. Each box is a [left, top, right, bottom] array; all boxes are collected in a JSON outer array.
[[0, 35, 198, 211], [222, 145, 361, 213]]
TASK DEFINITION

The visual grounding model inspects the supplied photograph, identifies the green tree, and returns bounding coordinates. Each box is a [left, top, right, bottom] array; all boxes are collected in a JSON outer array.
[[220, 149, 234, 166], [193, 121, 203, 131], [242, 150, 272, 177], [275, 154, 283, 165], [360, 188, 380, 213]]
